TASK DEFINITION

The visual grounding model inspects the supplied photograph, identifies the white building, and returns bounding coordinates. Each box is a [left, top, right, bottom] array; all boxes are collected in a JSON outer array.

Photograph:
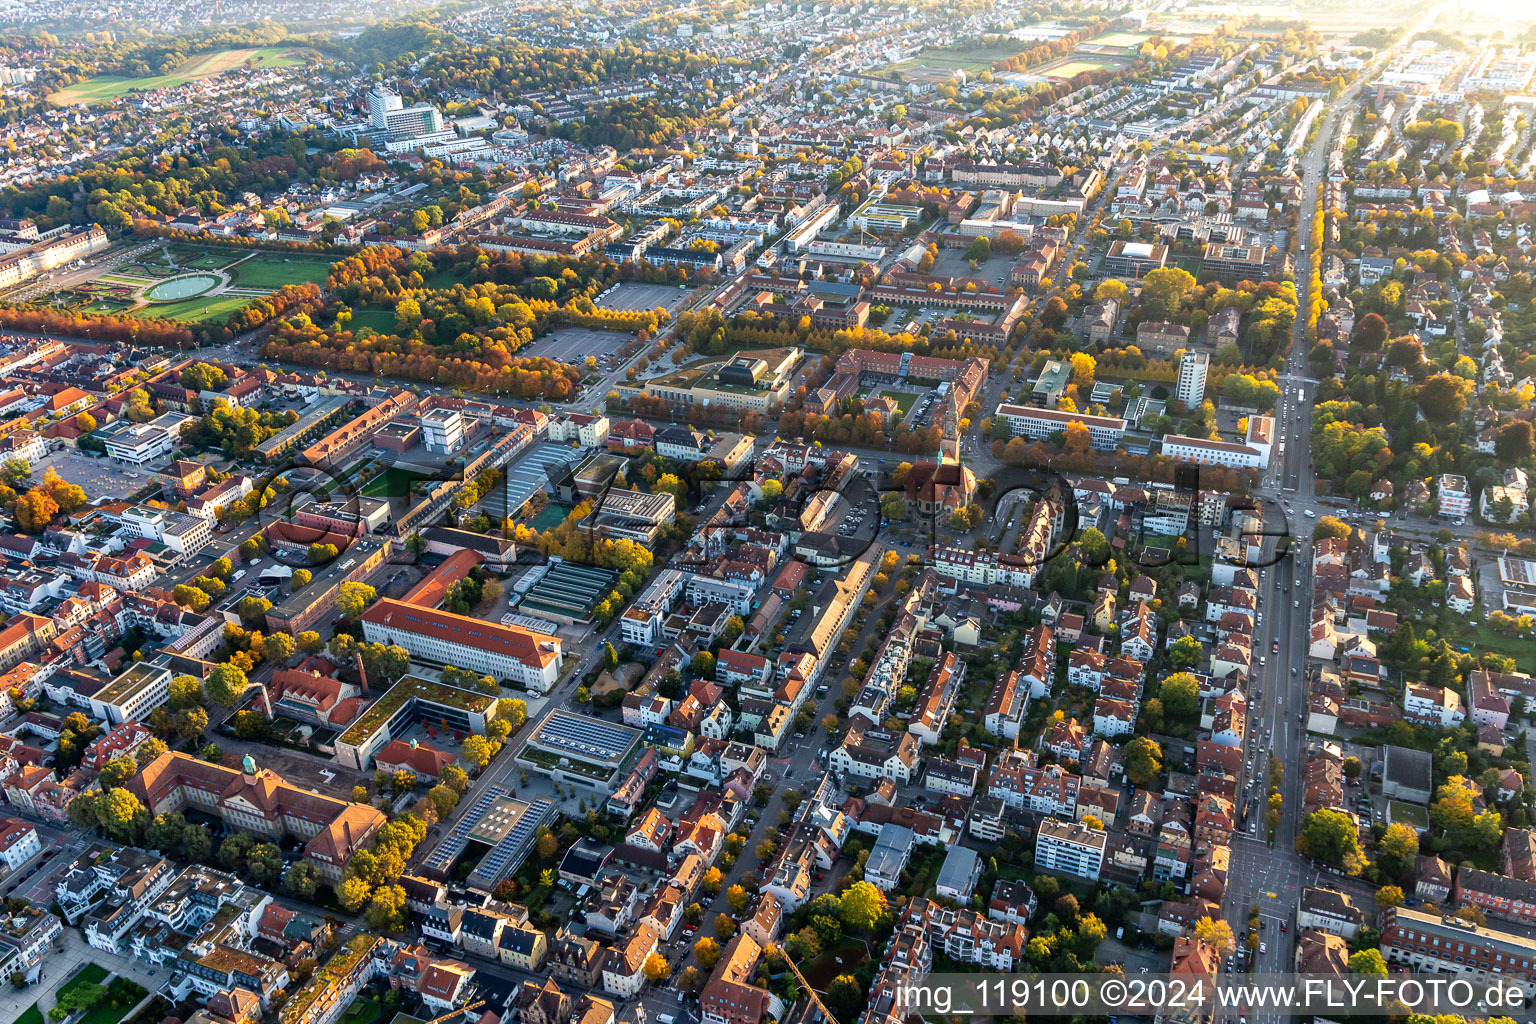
[[1034, 817, 1106, 881], [421, 408, 465, 454], [1438, 474, 1471, 520], [0, 817, 40, 871], [104, 423, 176, 465], [863, 825, 914, 892], [1175, 350, 1208, 408], [90, 662, 174, 727], [993, 404, 1127, 449]]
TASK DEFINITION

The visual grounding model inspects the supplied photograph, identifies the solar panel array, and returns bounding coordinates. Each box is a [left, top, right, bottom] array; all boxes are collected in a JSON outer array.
[[424, 785, 508, 873], [534, 711, 637, 765], [473, 797, 556, 884]]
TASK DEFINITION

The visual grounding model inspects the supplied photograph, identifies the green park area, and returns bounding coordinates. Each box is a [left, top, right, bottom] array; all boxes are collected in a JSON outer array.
[[133, 293, 251, 323], [228, 253, 333, 290], [51, 964, 147, 1024], [49, 47, 308, 106]]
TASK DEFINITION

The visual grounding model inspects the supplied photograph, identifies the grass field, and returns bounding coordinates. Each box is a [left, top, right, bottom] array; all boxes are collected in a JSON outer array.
[[135, 293, 250, 323], [50, 47, 307, 106], [874, 389, 918, 415], [1086, 30, 1153, 47], [17, 1005, 42, 1024], [1040, 55, 1130, 79], [228, 254, 332, 290], [361, 467, 432, 499], [348, 308, 397, 333]]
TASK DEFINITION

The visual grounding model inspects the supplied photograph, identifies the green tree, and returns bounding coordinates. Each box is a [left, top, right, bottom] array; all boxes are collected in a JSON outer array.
[[1160, 672, 1201, 720], [337, 581, 378, 619], [1298, 809, 1366, 874], [284, 859, 321, 898], [364, 884, 407, 933], [1348, 949, 1388, 975], [263, 631, 296, 663], [206, 663, 250, 708], [167, 674, 204, 710], [98, 754, 138, 790], [826, 976, 865, 1020], [1125, 736, 1163, 786], [839, 880, 887, 931]]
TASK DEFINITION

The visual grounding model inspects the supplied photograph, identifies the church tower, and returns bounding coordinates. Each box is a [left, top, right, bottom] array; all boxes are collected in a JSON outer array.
[[940, 397, 962, 466]]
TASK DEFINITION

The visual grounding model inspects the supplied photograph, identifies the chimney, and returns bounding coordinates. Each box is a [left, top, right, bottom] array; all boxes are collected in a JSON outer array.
[[356, 652, 369, 694]]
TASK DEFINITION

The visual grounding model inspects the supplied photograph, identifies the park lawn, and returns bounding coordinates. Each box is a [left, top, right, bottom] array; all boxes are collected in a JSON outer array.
[[361, 466, 432, 498], [875, 389, 918, 415], [134, 293, 250, 323], [17, 1005, 43, 1024], [230, 254, 333, 290], [49, 48, 306, 106]]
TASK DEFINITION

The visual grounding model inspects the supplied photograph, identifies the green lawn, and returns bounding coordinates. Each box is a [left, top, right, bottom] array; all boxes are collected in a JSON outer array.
[[229, 254, 332, 290], [17, 1005, 42, 1024], [341, 996, 383, 1024], [874, 389, 918, 415], [134, 293, 251, 323], [1452, 624, 1536, 673], [348, 307, 398, 333], [53, 964, 147, 1024], [361, 467, 432, 498], [50, 47, 307, 106], [1042, 56, 1129, 79]]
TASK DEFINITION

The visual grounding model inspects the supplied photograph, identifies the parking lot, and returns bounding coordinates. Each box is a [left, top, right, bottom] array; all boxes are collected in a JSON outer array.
[[33, 448, 154, 497], [597, 281, 690, 313], [524, 326, 633, 362]]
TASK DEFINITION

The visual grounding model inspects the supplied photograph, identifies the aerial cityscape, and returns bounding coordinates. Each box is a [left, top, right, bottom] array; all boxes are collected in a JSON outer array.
[[0, 0, 1534, 1022]]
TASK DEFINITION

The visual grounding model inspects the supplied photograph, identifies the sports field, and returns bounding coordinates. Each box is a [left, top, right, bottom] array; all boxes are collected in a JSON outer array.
[[1039, 55, 1132, 80], [50, 47, 308, 106], [1085, 30, 1153, 48]]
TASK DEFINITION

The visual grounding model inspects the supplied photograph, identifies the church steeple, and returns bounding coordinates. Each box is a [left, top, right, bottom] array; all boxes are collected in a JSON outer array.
[[940, 397, 961, 466]]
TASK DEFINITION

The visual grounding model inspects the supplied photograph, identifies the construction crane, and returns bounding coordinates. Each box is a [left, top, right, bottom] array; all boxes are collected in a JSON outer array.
[[768, 946, 838, 1024], [419, 1000, 486, 1024]]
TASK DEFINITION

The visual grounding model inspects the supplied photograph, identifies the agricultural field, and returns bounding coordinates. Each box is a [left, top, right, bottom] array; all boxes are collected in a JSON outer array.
[[49, 47, 309, 106]]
